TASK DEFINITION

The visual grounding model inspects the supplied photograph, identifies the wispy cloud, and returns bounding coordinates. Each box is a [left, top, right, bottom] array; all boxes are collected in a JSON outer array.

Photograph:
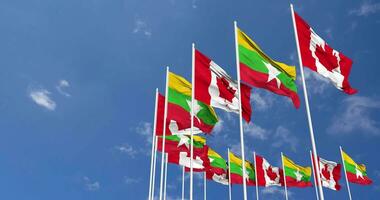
[[250, 91, 275, 111], [133, 19, 152, 37], [272, 126, 299, 152], [83, 176, 100, 191], [300, 69, 330, 95], [350, 1, 380, 16], [124, 177, 141, 184], [114, 143, 138, 158], [136, 122, 153, 143], [213, 118, 224, 135], [56, 79, 71, 97], [261, 187, 293, 198], [244, 122, 270, 140], [191, 0, 198, 9], [328, 96, 380, 135], [29, 88, 56, 111]]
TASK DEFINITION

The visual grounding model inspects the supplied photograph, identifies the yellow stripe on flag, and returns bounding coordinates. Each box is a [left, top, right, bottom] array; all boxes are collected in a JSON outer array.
[[229, 152, 253, 171], [208, 148, 222, 158], [283, 155, 311, 176], [342, 150, 367, 172], [168, 72, 192, 96], [237, 28, 297, 80], [193, 135, 206, 145]]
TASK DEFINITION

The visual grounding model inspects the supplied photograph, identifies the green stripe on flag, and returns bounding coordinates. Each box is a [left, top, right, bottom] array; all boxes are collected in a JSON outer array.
[[344, 161, 367, 176], [284, 166, 311, 182]]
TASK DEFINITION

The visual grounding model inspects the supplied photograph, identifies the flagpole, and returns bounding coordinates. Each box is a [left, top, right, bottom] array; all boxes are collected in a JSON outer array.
[[234, 20, 248, 200], [182, 166, 185, 200], [309, 151, 319, 200], [159, 67, 170, 200], [204, 171, 207, 200], [163, 153, 168, 200], [340, 146, 353, 200], [228, 148, 232, 200], [253, 152, 259, 200], [290, 4, 324, 200], [190, 42, 195, 200], [148, 89, 159, 200], [281, 152, 289, 200], [152, 136, 158, 200]]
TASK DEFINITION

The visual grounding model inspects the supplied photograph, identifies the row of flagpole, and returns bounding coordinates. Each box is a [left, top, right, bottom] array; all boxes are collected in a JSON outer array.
[[145, 4, 358, 200]]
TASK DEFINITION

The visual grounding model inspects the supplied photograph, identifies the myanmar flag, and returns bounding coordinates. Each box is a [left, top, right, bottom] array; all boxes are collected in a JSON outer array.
[[237, 28, 300, 108], [168, 72, 218, 134], [283, 155, 312, 187], [206, 148, 229, 185], [342, 150, 372, 185], [229, 151, 255, 185], [156, 72, 219, 135]]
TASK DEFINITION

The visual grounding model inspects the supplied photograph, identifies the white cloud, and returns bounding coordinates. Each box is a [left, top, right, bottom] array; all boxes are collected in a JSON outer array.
[[244, 122, 270, 140], [299, 69, 330, 95], [83, 176, 100, 191], [114, 143, 138, 158], [124, 177, 141, 184], [136, 122, 153, 143], [29, 88, 56, 111], [212, 118, 224, 135], [272, 126, 298, 152], [56, 79, 71, 97], [133, 19, 152, 37], [328, 96, 380, 135], [350, 1, 380, 16], [250, 91, 274, 111], [261, 187, 293, 198]]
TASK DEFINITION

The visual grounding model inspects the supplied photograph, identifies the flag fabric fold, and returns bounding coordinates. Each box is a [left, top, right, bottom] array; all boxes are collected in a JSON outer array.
[[315, 156, 342, 191], [206, 148, 229, 185], [294, 12, 357, 95], [237, 27, 300, 108], [229, 152, 256, 185], [195, 49, 252, 122], [342, 150, 372, 185], [283, 155, 312, 187], [255, 154, 284, 186]]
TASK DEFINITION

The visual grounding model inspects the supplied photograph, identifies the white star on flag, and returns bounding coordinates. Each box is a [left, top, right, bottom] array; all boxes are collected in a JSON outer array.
[[355, 164, 364, 179], [177, 135, 190, 149], [264, 61, 281, 88], [294, 169, 303, 182], [186, 100, 202, 123]]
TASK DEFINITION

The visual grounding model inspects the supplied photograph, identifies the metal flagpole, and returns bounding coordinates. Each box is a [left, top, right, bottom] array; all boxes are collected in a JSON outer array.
[[159, 67, 170, 200], [151, 136, 159, 200], [182, 166, 185, 200], [340, 146, 353, 200], [281, 153, 289, 200], [290, 4, 325, 200], [204, 171, 207, 200], [190, 43, 195, 200], [233, 20, 248, 200], [253, 152, 259, 200], [163, 153, 168, 200], [148, 89, 159, 200], [228, 148, 232, 200], [309, 151, 319, 200]]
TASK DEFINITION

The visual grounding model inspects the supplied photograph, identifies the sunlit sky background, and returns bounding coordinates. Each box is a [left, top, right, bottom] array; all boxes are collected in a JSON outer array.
[[0, 0, 379, 199]]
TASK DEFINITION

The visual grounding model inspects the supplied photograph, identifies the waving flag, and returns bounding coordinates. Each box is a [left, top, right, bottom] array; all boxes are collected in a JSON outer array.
[[342, 150, 372, 185], [229, 151, 256, 185], [283, 155, 312, 187], [195, 49, 252, 122], [255, 154, 284, 186], [155, 72, 219, 135], [157, 135, 210, 171], [237, 27, 300, 108], [317, 157, 342, 190], [206, 148, 229, 185], [294, 12, 357, 94]]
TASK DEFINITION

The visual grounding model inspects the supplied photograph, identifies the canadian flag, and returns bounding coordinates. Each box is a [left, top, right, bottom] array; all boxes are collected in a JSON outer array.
[[313, 156, 342, 190], [195, 49, 252, 122], [255, 154, 284, 187], [294, 12, 357, 95]]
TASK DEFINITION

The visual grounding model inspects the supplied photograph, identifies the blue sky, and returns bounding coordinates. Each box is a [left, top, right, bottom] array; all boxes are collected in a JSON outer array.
[[0, 0, 379, 199]]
